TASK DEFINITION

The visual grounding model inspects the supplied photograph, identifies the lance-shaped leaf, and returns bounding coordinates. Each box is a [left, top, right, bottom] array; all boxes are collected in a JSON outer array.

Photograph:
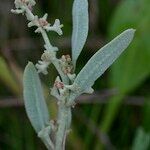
[[23, 62, 50, 133], [70, 29, 135, 100], [72, 0, 89, 67]]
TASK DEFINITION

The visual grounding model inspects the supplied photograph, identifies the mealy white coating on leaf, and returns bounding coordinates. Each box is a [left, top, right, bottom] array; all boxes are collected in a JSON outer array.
[[72, 0, 89, 67], [23, 62, 50, 133], [72, 29, 135, 95]]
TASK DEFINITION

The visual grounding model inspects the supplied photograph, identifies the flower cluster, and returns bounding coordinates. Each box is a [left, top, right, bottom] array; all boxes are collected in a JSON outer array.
[[35, 61, 50, 75], [50, 76, 67, 100], [11, 1, 63, 36], [54, 81, 64, 89], [11, 0, 64, 75], [28, 14, 63, 36], [11, 0, 36, 14], [60, 55, 74, 75], [35, 50, 53, 75]]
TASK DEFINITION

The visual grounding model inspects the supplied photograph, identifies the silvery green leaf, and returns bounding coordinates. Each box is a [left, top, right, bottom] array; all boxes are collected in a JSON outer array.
[[71, 29, 135, 98], [23, 62, 50, 133], [72, 0, 89, 67]]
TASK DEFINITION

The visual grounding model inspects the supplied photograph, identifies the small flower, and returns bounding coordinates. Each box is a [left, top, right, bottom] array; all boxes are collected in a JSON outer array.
[[14, 0, 36, 8], [60, 55, 74, 74], [11, 0, 36, 14], [44, 19, 63, 35], [38, 14, 49, 27], [11, 9, 25, 14], [61, 55, 71, 62], [41, 51, 51, 62], [35, 60, 50, 75], [28, 14, 50, 29], [28, 15, 38, 27], [28, 0, 36, 7], [14, 0, 25, 9], [54, 81, 64, 89]]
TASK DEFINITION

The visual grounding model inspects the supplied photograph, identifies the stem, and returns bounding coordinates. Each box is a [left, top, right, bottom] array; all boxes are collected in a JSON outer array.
[[55, 104, 72, 150], [42, 134, 54, 150], [40, 28, 68, 83], [52, 59, 68, 83], [40, 29, 55, 50], [25, 7, 35, 21], [38, 126, 55, 150], [25, 7, 56, 51]]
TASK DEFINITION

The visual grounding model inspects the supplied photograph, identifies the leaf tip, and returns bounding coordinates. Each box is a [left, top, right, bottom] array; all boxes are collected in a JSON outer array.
[[25, 61, 35, 71], [24, 62, 36, 81], [126, 28, 136, 35], [123, 28, 136, 43], [27, 61, 34, 67]]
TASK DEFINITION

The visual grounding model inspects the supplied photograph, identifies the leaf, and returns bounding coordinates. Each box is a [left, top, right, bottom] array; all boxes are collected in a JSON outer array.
[[71, 29, 135, 97], [132, 127, 150, 150], [23, 62, 50, 133], [71, 0, 89, 67]]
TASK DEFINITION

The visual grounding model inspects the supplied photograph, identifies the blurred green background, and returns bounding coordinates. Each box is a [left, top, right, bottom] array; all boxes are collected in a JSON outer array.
[[0, 0, 150, 149]]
